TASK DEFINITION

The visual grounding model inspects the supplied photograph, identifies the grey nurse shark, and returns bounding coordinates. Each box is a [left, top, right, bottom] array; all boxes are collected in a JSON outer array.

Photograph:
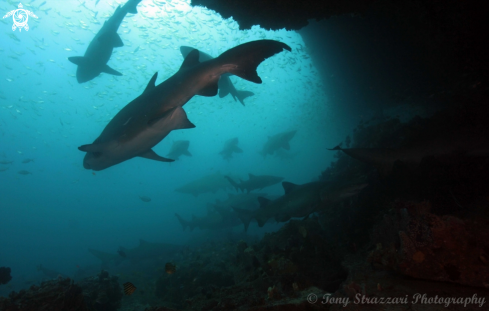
[[180, 46, 255, 105], [68, 0, 142, 83], [259, 130, 297, 158], [78, 40, 291, 170]]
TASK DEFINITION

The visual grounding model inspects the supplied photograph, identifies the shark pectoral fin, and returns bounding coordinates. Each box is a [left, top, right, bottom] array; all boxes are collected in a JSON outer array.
[[282, 181, 299, 194], [233, 146, 243, 153], [255, 215, 268, 227], [197, 81, 219, 97], [218, 85, 230, 98], [283, 142, 291, 150], [99, 32, 124, 47], [183, 150, 192, 156], [237, 91, 254, 104], [175, 117, 196, 130], [257, 197, 271, 208], [143, 72, 158, 94], [68, 56, 87, 66], [102, 65, 122, 76], [139, 149, 174, 162], [232, 207, 253, 232], [328, 144, 343, 151]]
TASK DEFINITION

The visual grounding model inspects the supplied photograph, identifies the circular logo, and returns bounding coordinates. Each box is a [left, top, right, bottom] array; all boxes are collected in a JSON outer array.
[[13, 9, 28, 28], [307, 293, 318, 304]]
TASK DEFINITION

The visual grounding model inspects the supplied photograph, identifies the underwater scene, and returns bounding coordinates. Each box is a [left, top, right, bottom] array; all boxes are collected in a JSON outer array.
[[1, 0, 489, 310]]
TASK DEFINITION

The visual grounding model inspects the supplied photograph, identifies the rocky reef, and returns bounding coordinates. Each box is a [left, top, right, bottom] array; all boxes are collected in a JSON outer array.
[[0, 267, 12, 285], [0, 270, 121, 311]]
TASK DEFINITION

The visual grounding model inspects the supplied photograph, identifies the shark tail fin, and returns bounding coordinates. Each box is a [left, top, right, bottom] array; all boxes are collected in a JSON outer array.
[[175, 213, 190, 231], [232, 207, 254, 232], [224, 175, 240, 192], [217, 40, 291, 84], [236, 90, 254, 106], [124, 0, 141, 14]]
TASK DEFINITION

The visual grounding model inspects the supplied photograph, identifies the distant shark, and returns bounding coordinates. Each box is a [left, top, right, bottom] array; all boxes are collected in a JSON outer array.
[[259, 130, 297, 158], [233, 181, 367, 231], [89, 239, 184, 266], [68, 0, 142, 83], [328, 133, 489, 177], [79, 40, 291, 170], [233, 181, 326, 231], [225, 174, 283, 193], [219, 137, 243, 161], [180, 46, 255, 105], [167, 140, 192, 160], [175, 172, 233, 197]]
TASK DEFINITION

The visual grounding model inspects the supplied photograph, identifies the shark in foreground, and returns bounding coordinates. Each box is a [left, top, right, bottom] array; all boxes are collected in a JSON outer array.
[[180, 46, 255, 105], [225, 173, 284, 193], [68, 0, 142, 83], [78, 40, 291, 170]]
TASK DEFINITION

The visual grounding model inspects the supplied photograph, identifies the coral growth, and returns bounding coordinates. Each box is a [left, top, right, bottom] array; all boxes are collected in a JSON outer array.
[[369, 201, 489, 287]]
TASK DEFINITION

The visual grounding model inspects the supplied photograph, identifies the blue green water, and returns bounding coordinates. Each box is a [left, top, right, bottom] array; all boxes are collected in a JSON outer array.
[[0, 0, 334, 291]]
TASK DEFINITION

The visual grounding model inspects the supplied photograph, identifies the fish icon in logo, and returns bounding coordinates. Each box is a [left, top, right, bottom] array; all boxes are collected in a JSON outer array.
[[3, 3, 38, 32]]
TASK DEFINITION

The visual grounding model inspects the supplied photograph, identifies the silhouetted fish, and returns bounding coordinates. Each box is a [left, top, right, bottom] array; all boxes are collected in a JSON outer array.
[[139, 196, 151, 202]]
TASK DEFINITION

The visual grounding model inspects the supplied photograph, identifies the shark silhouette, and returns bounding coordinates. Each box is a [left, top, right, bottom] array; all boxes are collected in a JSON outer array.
[[68, 0, 142, 83], [225, 174, 283, 193], [259, 130, 297, 158], [167, 140, 192, 160], [79, 40, 291, 170], [180, 46, 255, 105], [219, 137, 243, 161]]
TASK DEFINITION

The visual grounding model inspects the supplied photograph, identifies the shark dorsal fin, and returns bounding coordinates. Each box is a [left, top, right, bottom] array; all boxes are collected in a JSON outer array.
[[180, 46, 194, 58], [248, 173, 256, 179], [282, 181, 299, 194], [257, 197, 270, 208], [180, 49, 200, 70], [143, 72, 158, 94]]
